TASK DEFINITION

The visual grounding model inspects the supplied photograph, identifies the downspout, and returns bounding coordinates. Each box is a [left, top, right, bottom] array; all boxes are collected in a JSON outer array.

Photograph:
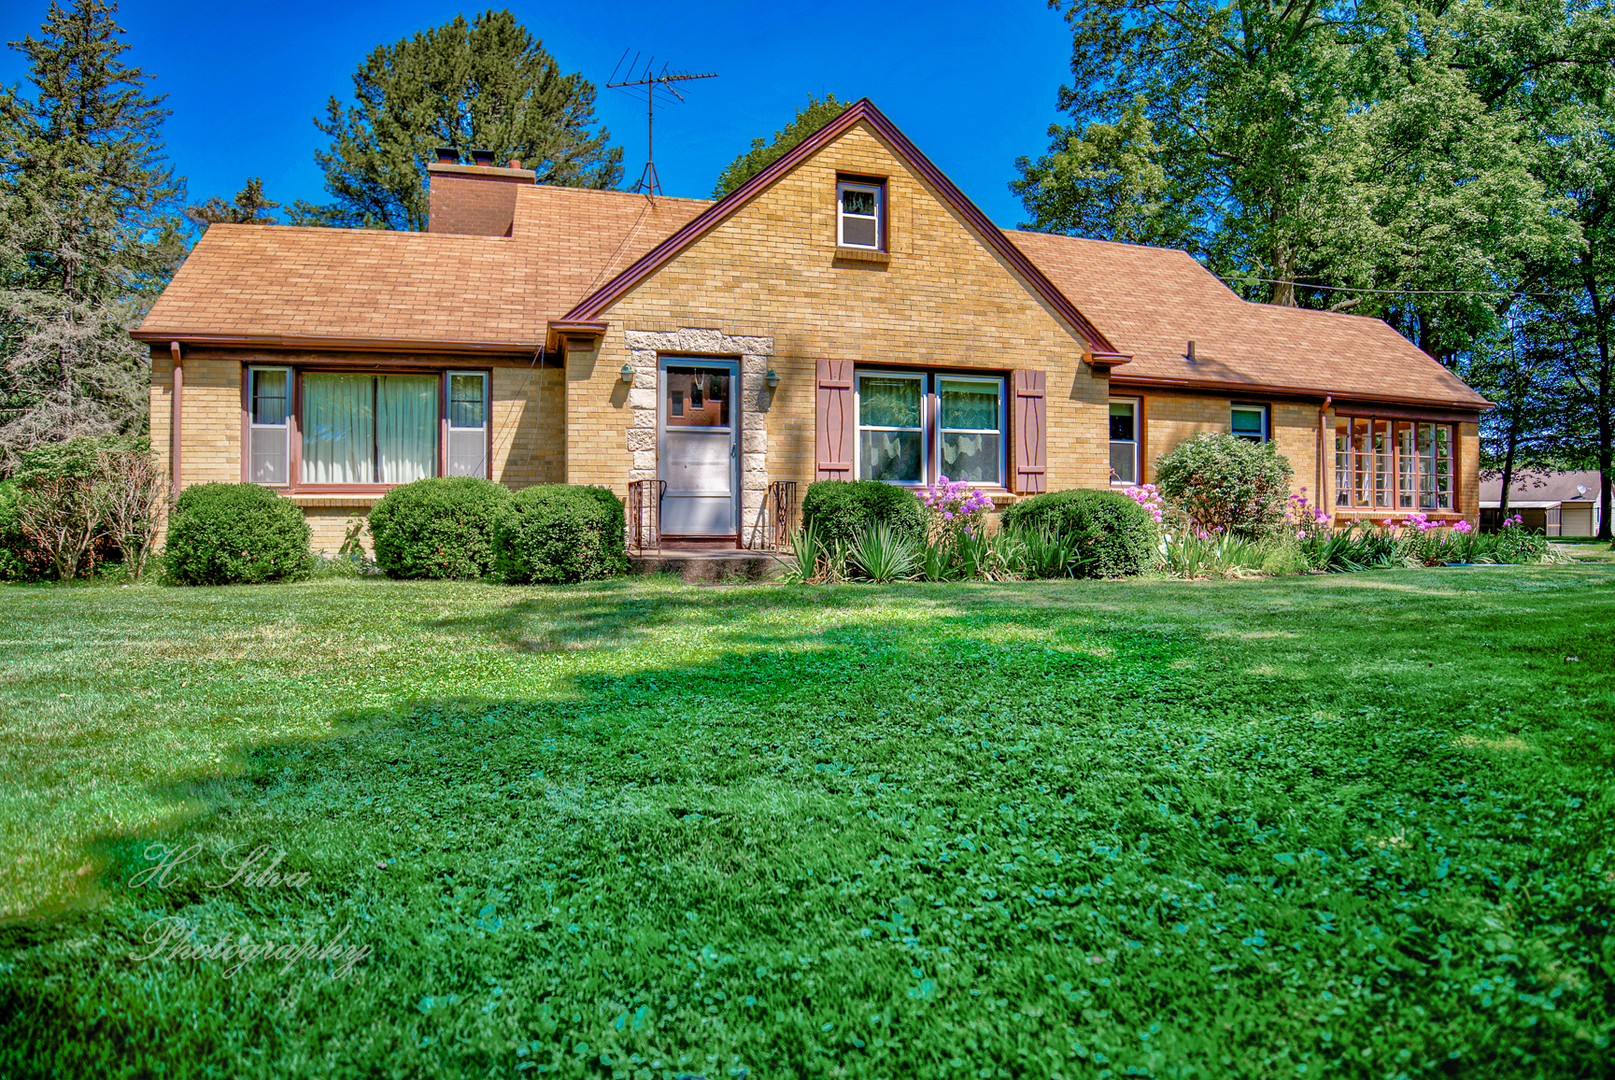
[[170, 341, 183, 505], [1317, 395, 1332, 519]]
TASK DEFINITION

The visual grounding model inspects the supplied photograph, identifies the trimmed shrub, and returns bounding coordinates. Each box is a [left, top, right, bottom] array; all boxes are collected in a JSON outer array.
[[368, 477, 510, 579], [1152, 432, 1294, 539], [1000, 489, 1155, 577], [494, 484, 627, 584], [801, 480, 925, 546], [164, 483, 312, 586]]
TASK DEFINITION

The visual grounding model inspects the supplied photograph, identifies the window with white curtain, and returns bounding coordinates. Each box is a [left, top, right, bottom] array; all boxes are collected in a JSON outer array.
[[247, 369, 490, 487]]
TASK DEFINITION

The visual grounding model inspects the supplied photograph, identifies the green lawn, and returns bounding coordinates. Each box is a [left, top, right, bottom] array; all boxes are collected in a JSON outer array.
[[1, 565, 1612, 1078]]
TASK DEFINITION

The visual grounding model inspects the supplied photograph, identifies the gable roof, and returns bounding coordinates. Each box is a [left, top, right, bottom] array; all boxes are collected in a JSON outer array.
[[557, 99, 1129, 364], [1007, 231, 1490, 411], [134, 185, 710, 352]]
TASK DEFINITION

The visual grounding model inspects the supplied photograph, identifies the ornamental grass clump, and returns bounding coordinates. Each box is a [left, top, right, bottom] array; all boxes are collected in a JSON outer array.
[[368, 477, 510, 580], [1152, 432, 1293, 539]]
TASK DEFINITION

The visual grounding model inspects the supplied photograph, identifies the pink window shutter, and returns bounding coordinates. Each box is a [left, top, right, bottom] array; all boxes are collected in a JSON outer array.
[[1013, 368, 1047, 494], [816, 359, 856, 480]]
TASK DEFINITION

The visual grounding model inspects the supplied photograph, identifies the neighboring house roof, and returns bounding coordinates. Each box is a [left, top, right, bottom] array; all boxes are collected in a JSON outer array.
[[1480, 469, 1603, 507], [134, 186, 710, 352], [559, 99, 1130, 364], [1007, 231, 1491, 412]]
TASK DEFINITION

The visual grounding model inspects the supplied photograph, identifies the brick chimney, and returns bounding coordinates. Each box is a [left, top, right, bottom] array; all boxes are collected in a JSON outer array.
[[426, 155, 537, 236]]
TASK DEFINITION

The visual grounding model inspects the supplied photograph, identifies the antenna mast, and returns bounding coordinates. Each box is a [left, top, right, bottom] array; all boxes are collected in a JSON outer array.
[[607, 51, 717, 196]]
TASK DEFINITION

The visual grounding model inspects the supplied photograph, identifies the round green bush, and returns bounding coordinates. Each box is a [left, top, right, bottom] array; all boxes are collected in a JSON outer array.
[[1000, 488, 1155, 577], [0, 481, 44, 582], [801, 480, 925, 545], [368, 477, 511, 579], [1153, 432, 1294, 539], [494, 484, 628, 584], [164, 483, 311, 586]]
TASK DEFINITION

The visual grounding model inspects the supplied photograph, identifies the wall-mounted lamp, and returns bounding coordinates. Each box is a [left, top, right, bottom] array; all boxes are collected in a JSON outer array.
[[764, 368, 780, 388], [619, 362, 635, 383]]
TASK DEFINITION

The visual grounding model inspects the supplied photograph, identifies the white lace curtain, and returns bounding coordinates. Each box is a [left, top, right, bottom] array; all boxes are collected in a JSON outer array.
[[302, 374, 436, 483]]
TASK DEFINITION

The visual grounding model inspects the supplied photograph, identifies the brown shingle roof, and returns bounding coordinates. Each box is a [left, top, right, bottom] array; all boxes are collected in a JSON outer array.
[[136, 185, 712, 349], [1005, 230, 1491, 410]]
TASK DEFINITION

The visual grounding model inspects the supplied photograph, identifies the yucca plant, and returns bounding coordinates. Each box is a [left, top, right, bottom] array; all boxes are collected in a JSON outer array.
[[782, 524, 826, 584], [917, 536, 961, 582], [847, 521, 919, 583], [1013, 527, 1087, 579]]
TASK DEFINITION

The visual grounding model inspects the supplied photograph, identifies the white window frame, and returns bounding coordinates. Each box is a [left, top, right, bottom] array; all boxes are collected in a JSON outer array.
[[935, 374, 1007, 488], [837, 179, 883, 250], [1109, 397, 1140, 486], [1231, 404, 1269, 443], [853, 370, 1007, 489], [248, 365, 292, 487], [445, 370, 490, 479]]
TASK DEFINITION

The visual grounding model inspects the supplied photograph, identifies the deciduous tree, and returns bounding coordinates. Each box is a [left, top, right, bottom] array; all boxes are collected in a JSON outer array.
[[712, 95, 848, 198]]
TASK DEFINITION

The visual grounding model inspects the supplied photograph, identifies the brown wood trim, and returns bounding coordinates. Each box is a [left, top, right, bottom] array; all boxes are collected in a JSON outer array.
[[239, 362, 250, 484], [133, 330, 543, 356], [171, 342, 183, 504], [1110, 373, 1488, 416], [1138, 394, 1149, 485]]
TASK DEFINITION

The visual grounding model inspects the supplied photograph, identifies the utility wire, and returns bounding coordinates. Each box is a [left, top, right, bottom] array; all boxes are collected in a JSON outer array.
[[1217, 274, 1560, 300]]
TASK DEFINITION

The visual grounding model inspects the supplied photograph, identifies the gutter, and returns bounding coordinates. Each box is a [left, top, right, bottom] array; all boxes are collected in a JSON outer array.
[[1108, 372, 1492, 413], [132, 331, 542, 356]]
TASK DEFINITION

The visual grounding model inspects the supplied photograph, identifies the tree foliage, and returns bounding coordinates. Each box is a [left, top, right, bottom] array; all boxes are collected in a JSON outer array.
[[0, 0, 184, 470], [183, 177, 280, 230], [312, 9, 622, 231], [712, 95, 848, 198]]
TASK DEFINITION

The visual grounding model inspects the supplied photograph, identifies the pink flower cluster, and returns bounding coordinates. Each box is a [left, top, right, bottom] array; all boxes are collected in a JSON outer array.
[[1499, 513, 1525, 530], [1123, 484, 1167, 526], [922, 475, 994, 539], [1285, 488, 1331, 539]]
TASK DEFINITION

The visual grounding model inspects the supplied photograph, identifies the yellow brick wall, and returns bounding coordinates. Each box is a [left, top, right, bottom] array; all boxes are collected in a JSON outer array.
[[568, 119, 1110, 505], [492, 366, 564, 488], [1132, 390, 1323, 502]]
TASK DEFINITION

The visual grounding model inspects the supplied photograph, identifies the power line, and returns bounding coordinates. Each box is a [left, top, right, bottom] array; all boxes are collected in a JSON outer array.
[[1217, 274, 1560, 300]]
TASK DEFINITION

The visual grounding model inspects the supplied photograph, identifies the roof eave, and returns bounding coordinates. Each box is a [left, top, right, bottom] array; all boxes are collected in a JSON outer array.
[[132, 329, 544, 356], [1108, 371, 1492, 413]]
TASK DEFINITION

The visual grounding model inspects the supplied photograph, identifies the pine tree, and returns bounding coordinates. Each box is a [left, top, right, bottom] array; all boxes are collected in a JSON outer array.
[[0, 0, 184, 468], [312, 10, 622, 232], [184, 177, 281, 230]]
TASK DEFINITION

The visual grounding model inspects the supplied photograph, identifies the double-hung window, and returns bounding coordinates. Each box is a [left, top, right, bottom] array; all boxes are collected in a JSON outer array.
[[837, 179, 883, 250], [1231, 404, 1268, 443], [855, 370, 1005, 487], [1109, 399, 1139, 484], [245, 367, 490, 487], [1334, 417, 1453, 510]]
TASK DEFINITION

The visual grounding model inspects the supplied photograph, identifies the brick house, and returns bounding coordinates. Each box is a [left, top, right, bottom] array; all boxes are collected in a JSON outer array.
[[135, 100, 1489, 551]]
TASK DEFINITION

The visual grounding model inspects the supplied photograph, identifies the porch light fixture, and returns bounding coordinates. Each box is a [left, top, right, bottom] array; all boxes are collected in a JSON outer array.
[[765, 368, 780, 388], [619, 362, 635, 383]]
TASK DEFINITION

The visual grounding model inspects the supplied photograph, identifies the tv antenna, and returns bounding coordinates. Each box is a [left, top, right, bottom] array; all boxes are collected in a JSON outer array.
[[607, 50, 717, 196]]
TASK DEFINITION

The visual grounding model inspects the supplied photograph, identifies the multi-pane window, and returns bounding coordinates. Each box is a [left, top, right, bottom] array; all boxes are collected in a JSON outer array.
[[856, 371, 1004, 487], [447, 372, 489, 477], [1109, 399, 1139, 484], [249, 367, 291, 484], [245, 368, 490, 487], [1231, 405, 1268, 443], [1334, 418, 1453, 510], [837, 180, 882, 249]]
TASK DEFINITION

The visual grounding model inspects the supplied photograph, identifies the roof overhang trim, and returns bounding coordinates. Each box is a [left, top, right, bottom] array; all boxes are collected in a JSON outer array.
[[132, 330, 542, 356], [1108, 372, 1490, 415]]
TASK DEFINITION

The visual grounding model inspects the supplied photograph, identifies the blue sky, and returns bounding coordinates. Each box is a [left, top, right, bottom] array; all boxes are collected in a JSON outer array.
[[1, 0, 1076, 228]]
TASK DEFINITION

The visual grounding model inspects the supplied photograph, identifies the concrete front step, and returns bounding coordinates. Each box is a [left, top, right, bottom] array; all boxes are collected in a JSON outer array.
[[628, 549, 791, 583]]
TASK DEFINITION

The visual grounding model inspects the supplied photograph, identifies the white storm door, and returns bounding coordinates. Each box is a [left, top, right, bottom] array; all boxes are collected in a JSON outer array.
[[658, 359, 739, 536]]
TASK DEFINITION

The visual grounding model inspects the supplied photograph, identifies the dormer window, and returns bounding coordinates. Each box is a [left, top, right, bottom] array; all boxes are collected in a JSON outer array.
[[837, 179, 883, 250]]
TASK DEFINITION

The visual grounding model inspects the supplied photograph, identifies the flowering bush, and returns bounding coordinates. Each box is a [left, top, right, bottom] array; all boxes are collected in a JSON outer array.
[[1152, 432, 1294, 539], [1283, 488, 1332, 541], [920, 476, 994, 547]]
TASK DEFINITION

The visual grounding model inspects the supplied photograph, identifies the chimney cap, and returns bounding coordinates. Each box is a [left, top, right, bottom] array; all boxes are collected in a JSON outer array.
[[507, 159, 522, 170], [470, 148, 496, 166], [434, 146, 458, 164]]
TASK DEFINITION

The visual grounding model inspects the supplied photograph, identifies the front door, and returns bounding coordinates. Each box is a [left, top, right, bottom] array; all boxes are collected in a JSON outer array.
[[658, 358, 738, 537]]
